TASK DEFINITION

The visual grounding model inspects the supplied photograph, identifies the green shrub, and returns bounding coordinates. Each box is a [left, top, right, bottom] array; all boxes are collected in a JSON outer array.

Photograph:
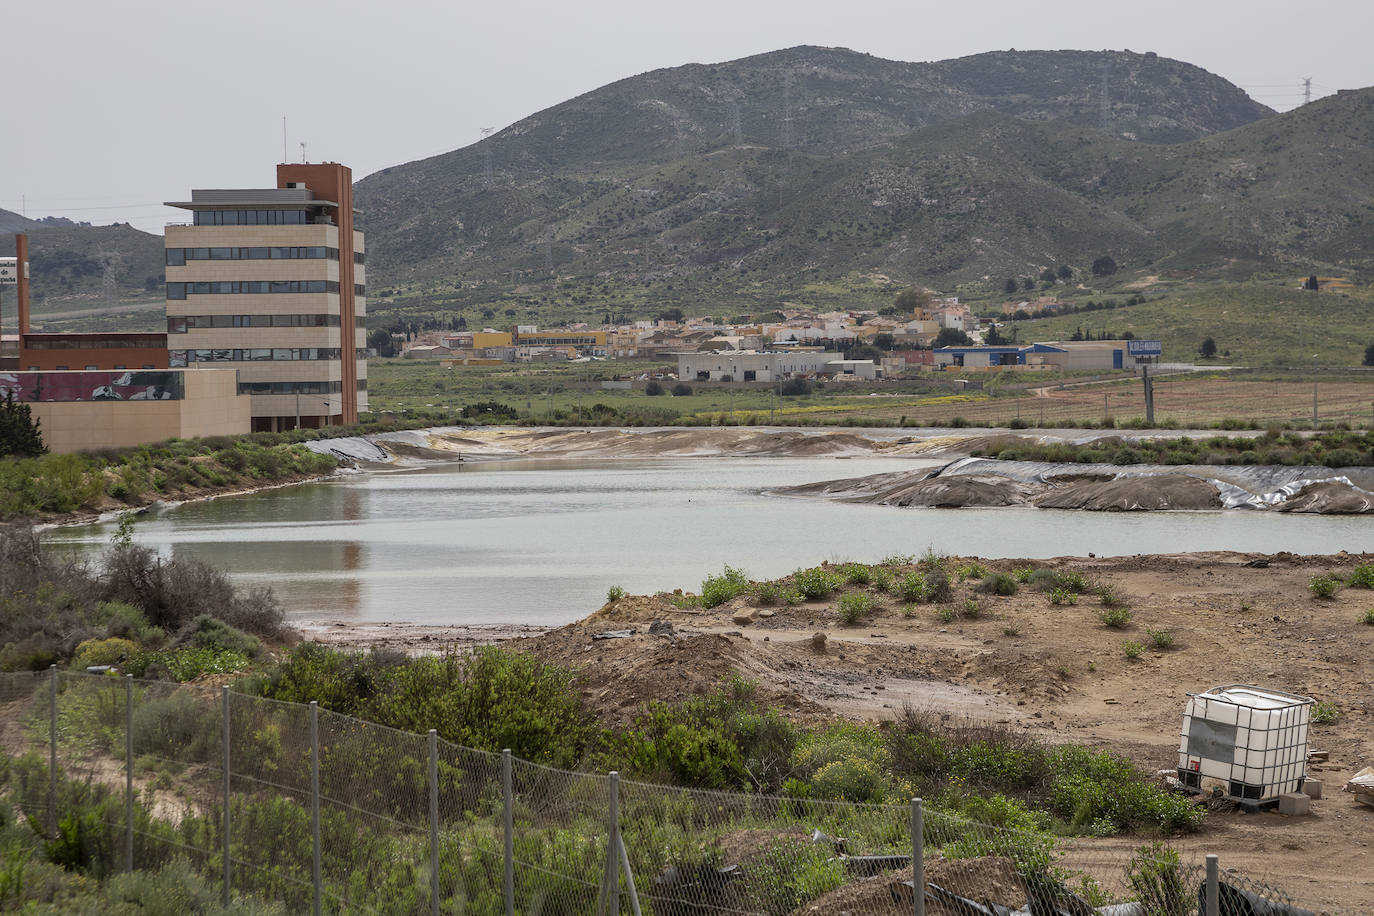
[[1309, 574, 1341, 599], [961, 598, 982, 619], [182, 614, 262, 658], [752, 581, 781, 606], [925, 568, 953, 603], [606, 585, 626, 603], [1048, 588, 1078, 606], [869, 567, 894, 593], [128, 645, 253, 681], [1099, 607, 1132, 629], [1312, 701, 1339, 724], [956, 562, 987, 581], [935, 606, 955, 623], [836, 592, 875, 626], [1146, 628, 1174, 649], [130, 689, 221, 763], [700, 565, 751, 608], [1122, 641, 1145, 660], [1012, 566, 1035, 583], [1095, 583, 1124, 607], [1347, 564, 1374, 590], [1127, 843, 1192, 916], [746, 837, 844, 915], [980, 573, 1018, 596], [1360, 609, 1374, 625], [792, 567, 841, 599], [70, 638, 139, 671], [899, 572, 928, 603], [839, 563, 871, 585]]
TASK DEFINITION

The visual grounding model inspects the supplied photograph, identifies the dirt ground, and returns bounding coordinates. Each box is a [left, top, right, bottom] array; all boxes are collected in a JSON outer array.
[[335, 550, 1374, 912]]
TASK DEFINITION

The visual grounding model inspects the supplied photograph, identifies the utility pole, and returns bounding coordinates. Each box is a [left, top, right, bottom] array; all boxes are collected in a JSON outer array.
[[1303, 77, 1312, 106], [1142, 361, 1154, 426], [1312, 354, 1319, 429]]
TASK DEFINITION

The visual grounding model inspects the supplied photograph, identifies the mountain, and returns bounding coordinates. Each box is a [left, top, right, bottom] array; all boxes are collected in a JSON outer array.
[[0, 209, 41, 234], [0, 223, 166, 313], [354, 46, 1285, 317]]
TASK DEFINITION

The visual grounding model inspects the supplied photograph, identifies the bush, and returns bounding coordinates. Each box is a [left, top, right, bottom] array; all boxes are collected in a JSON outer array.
[[1099, 607, 1132, 629], [1048, 588, 1078, 606], [869, 567, 894, 593], [956, 562, 987, 581], [1360, 609, 1374, 625], [70, 637, 139, 671], [792, 567, 841, 599], [980, 573, 1018, 596], [181, 614, 262, 658], [924, 568, 953, 603], [1012, 566, 1035, 583], [1308, 574, 1341, 599], [751, 581, 781, 606], [899, 572, 927, 603], [1122, 641, 1145, 660], [1348, 564, 1374, 590], [671, 383, 693, 396], [779, 377, 813, 397], [699, 565, 750, 608], [1127, 843, 1191, 916], [606, 585, 625, 603], [1146, 628, 1174, 649], [1312, 701, 1339, 724], [839, 563, 871, 585], [836, 592, 875, 626], [644, 381, 664, 396], [1095, 584, 1124, 607]]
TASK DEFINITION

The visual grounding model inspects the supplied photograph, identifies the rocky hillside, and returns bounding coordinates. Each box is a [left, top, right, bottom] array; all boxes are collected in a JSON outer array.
[[353, 45, 1296, 318], [0, 223, 166, 312]]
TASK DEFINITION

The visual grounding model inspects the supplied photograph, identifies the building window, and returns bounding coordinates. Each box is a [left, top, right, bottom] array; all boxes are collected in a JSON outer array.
[[168, 314, 342, 331], [184, 348, 342, 363], [165, 280, 339, 297], [192, 209, 308, 226], [166, 246, 338, 263]]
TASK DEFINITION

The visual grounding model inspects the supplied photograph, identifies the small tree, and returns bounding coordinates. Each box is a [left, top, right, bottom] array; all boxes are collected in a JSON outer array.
[[779, 377, 813, 397], [1057, 264, 1073, 280], [644, 380, 664, 395], [1199, 337, 1218, 359], [933, 327, 974, 348], [671, 383, 693, 396], [1092, 255, 1118, 276], [0, 393, 46, 458], [893, 287, 931, 313], [1364, 343, 1374, 367], [1021, 277, 1035, 291], [1305, 275, 1320, 291], [1039, 267, 1057, 283], [1003, 278, 1019, 295]]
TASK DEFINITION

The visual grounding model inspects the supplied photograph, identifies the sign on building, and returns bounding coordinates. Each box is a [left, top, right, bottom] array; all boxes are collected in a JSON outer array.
[[1127, 339, 1162, 356]]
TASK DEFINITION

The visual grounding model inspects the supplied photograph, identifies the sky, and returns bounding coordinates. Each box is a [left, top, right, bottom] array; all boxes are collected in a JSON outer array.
[[4, 0, 1372, 235]]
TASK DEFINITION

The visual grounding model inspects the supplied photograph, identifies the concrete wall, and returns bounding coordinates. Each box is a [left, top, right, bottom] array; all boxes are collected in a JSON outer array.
[[30, 369, 249, 453]]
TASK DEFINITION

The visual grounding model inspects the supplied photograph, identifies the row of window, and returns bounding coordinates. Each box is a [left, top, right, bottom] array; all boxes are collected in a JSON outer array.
[[22, 336, 165, 350], [354, 284, 366, 296], [168, 314, 366, 332], [171, 348, 342, 365], [237, 379, 369, 395], [354, 252, 365, 264], [193, 209, 310, 226], [166, 246, 338, 265], [167, 280, 340, 299]]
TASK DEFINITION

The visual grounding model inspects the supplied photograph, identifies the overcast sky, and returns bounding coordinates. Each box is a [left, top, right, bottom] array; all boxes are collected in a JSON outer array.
[[4, 0, 1371, 235]]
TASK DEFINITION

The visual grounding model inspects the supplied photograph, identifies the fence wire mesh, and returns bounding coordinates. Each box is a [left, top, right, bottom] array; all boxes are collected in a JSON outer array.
[[0, 669, 1337, 914]]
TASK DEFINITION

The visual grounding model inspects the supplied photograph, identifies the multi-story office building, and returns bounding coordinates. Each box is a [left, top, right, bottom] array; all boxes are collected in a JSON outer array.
[[165, 163, 366, 431]]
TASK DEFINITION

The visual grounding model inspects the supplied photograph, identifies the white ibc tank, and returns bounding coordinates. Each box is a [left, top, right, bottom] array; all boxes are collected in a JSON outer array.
[[1177, 684, 1312, 804]]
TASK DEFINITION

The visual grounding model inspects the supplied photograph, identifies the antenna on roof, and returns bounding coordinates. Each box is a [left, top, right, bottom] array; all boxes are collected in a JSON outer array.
[[282, 115, 288, 162], [299, 141, 306, 164]]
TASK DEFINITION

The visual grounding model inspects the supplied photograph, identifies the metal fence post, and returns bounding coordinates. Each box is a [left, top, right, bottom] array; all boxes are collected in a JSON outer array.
[[502, 748, 514, 916], [911, 798, 925, 916], [222, 686, 231, 908], [1204, 854, 1219, 916], [125, 674, 134, 873], [601, 771, 621, 916], [617, 829, 643, 916], [429, 730, 440, 916], [47, 665, 57, 838], [310, 700, 322, 916]]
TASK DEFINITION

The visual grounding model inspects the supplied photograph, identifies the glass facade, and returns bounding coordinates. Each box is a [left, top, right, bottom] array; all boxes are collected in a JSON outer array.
[[192, 209, 308, 226], [166, 246, 338, 265], [166, 280, 339, 299], [168, 314, 344, 333], [168, 348, 342, 366], [237, 380, 344, 395]]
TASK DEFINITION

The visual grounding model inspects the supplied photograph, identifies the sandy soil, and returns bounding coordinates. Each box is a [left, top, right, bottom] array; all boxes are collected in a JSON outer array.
[[327, 550, 1374, 912]]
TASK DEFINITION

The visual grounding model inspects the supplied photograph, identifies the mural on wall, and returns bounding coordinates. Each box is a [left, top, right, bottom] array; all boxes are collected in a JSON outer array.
[[0, 371, 184, 402]]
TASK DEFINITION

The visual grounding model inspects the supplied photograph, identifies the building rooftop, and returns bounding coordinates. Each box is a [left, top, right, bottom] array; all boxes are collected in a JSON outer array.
[[165, 188, 338, 210]]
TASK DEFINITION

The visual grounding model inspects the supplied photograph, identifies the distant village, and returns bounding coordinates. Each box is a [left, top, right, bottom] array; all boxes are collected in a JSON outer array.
[[400, 296, 1156, 380]]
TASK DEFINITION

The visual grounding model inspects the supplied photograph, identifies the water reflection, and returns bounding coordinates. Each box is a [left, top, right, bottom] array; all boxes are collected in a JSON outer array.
[[49, 457, 1374, 627]]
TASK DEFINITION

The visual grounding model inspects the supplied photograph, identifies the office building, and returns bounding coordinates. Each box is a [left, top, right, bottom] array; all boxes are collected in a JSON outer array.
[[164, 163, 367, 431]]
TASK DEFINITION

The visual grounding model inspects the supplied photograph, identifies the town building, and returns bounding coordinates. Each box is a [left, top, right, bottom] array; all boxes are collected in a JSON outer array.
[[676, 350, 844, 383], [933, 340, 1153, 371], [164, 163, 367, 431]]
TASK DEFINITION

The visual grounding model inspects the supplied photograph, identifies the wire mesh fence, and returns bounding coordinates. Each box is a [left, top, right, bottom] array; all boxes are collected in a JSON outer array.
[[0, 668, 1333, 914]]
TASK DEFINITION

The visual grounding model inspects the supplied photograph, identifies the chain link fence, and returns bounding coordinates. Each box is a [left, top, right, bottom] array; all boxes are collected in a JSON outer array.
[[0, 668, 1331, 914]]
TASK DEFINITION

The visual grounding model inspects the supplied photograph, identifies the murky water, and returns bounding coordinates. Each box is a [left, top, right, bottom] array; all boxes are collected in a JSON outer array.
[[49, 457, 1372, 626]]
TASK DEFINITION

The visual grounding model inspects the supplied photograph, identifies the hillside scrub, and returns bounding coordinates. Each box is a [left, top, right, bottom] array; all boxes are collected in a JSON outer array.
[[0, 524, 285, 675]]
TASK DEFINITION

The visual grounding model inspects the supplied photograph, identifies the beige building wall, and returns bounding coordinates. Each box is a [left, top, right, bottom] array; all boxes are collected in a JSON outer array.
[[31, 369, 249, 454]]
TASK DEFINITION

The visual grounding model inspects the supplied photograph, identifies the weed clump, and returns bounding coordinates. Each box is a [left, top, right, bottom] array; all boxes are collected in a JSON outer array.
[[699, 565, 750, 608], [836, 592, 875, 626]]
